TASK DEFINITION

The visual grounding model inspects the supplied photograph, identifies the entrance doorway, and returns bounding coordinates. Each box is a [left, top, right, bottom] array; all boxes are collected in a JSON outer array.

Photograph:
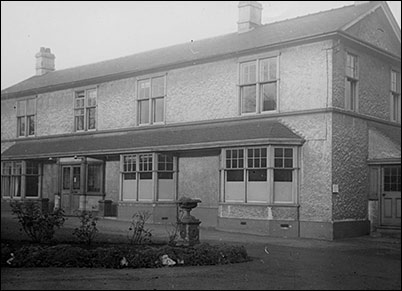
[[61, 165, 81, 215], [381, 166, 401, 227]]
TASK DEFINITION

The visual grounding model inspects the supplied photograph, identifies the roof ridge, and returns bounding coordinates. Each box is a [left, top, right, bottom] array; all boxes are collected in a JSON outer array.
[[22, 3, 364, 77]]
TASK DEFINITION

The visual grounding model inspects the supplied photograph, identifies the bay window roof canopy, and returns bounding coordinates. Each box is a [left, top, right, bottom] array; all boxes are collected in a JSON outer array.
[[2, 118, 304, 160]]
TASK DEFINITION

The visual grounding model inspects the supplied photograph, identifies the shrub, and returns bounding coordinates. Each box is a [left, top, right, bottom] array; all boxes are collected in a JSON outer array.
[[10, 200, 65, 243], [73, 210, 99, 245], [127, 211, 152, 245], [5, 242, 251, 269]]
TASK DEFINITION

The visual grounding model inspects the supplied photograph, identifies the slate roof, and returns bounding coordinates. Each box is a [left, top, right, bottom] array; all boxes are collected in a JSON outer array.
[[1, 119, 304, 160], [1, 1, 385, 98]]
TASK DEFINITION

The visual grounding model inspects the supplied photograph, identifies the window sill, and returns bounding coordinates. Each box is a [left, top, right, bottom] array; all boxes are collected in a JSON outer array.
[[219, 202, 299, 207]]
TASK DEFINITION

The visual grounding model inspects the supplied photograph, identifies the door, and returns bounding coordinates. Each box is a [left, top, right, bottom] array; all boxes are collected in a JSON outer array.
[[61, 165, 81, 215], [381, 166, 401, 227]]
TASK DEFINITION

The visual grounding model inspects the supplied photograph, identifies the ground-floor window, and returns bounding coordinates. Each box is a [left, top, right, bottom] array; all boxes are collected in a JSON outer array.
[[1, 160, 41, 199], [222, 146, 298, 204], [121, 153, 176, 202]]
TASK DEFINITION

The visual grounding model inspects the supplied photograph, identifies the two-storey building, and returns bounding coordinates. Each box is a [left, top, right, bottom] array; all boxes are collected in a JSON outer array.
[[1, 1, 400, 240]]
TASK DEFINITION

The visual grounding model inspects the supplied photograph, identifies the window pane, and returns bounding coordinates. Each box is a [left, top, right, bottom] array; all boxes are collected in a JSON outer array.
[[241, 85, 257, 113], [25, 176, 39, 197], [87, 108, 96, 130], [17, 100, 26, 116], [241, 62, 256, 84], [158, 172, 173, 179], [140, 172, 152, 179], [26, 99, 36, 115], [227, 170, 244, 182], [87, 89, 97, 106], [285, 149, 293, 157], [88, 164, 101, 192], [75, 115, 84, 131], [153, 98, 164, 123], [261, 83, 277, 111], [248, 169, 267, 181], [139, 80, 151, 99], [72, 167, 80, 190], [139, 100, 150, 124], [63, 168, 70, 190], [274, 169, 293, 182], [284, 158, 293, 168], [27, 116, 35, 135], [274, 159, 283, 168], [17, 117, 25, 137], [152, 77, 165, 97], [260, 58, 277, 82], [124, 173, 136, 180], [275, 148, 283, 158]]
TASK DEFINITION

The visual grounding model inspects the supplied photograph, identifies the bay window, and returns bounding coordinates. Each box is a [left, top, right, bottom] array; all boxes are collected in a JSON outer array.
[[121, 153, 176, 202], [222, 146, 298, 204]]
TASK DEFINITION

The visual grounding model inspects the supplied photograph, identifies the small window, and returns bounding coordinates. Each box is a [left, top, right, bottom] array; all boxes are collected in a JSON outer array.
[[17, 99, 36, 137], [138, 76, 166, 125], [74, 89, 97, 131], [391, 70, 401, 123], [345, 53, 359, 112]]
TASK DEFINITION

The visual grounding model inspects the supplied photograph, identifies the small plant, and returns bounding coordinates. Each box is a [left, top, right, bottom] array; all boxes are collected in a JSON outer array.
[[10, 200, 65, 243], [165, 210, 184, 246], [127, 211, 152, 245], [73, 210, 99, 245]]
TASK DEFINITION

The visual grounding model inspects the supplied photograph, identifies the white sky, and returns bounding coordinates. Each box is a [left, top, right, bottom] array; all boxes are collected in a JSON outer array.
[[1, 1, 401, 90]]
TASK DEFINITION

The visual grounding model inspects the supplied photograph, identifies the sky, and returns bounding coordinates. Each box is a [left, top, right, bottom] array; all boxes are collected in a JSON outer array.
[[1, 1, 401, 90]]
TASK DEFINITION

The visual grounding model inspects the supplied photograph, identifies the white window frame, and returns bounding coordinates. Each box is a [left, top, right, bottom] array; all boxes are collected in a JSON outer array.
[[120, 153, 177, 202], [345, 52, 359, 112], [16, 98, 36, 138], [221, 145, 299, 204], [74, 88, 98, 132], [390, 70, 401, 123], [238, 54, 279, 116], [1, 161, 41, 199], [137, 74, 167, 126]]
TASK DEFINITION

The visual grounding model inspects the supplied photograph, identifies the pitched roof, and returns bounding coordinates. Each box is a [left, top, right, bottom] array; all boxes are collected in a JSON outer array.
[[1, 119, 304, 160], [1, 1, 389, 98]]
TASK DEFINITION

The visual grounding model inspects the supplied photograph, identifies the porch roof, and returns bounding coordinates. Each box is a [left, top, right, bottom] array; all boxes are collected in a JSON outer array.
[[1, 118, 304, 160], [368, 122, 401, 163]]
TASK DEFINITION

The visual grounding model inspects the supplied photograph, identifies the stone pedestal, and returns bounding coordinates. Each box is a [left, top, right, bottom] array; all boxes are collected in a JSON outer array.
[[176, 198, 202, 246], [178, 220, 201, 246]]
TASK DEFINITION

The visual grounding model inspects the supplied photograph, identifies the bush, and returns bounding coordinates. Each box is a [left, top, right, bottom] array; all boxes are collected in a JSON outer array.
[[73, 211, 98, 245], [10, 201, 65, 243], [4, 242, 251, 269], [127, 211, 153, 245]]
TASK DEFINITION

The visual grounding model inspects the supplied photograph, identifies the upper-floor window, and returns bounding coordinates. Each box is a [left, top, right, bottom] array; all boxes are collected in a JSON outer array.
[[240, 56, 278, 115], [390, 70, 401, 123], [222, 146, 298, 204], [74, 88, 97, 131], [17, 98, 36, 137], [345, 53, 359, 112], [138, 76, 166, 125]]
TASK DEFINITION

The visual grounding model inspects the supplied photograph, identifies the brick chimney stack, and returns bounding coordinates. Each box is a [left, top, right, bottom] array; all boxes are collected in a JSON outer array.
[[35, 47, 55, 76], [238, 1, 263, 33]]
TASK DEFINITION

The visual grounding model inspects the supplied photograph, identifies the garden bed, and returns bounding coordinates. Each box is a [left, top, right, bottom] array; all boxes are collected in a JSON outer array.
[[1, 239, 251, 269]]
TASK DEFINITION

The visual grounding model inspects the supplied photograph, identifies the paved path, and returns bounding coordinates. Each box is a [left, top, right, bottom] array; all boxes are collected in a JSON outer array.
[[1, 214, 401, 290]]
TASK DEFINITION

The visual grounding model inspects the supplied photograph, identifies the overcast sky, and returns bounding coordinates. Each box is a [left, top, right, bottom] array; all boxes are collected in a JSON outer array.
[[1, 1, 401, 90]]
